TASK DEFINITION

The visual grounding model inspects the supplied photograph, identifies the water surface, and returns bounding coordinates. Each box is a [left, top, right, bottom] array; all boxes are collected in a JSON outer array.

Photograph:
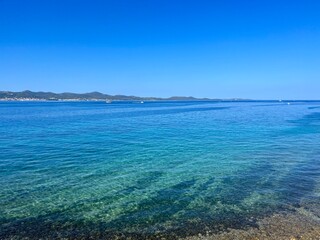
[[0, 101, 319, 239]]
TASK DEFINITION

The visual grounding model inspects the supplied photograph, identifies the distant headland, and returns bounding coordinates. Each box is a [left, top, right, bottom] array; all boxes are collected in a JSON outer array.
[[0, 90, 247, 102]]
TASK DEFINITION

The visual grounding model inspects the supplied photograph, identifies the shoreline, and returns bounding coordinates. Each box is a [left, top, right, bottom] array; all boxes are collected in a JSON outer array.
[[1, 207, 319, 239]]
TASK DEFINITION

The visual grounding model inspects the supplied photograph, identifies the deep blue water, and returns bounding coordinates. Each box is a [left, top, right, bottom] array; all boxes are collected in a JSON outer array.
[[0, 101, 320, 239]]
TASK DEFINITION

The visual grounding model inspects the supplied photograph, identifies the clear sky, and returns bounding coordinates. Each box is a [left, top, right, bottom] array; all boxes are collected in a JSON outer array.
[[0, 0, 319, 99]]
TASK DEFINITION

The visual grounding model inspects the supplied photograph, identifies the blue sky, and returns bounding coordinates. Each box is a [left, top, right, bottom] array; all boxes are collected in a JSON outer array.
[[0, 0, 319, 99]]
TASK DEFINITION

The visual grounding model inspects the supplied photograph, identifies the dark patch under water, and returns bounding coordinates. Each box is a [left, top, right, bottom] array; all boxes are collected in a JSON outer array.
[[1, 157, 319, 239]]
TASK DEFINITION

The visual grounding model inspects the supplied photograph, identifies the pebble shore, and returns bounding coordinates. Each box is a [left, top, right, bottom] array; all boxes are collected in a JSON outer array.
[[184, 210, 320, 240]]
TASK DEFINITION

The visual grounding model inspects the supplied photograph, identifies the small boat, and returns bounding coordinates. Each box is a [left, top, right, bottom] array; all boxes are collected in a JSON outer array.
[[106, 100, 112, 103], [140, 101, 144, 104]]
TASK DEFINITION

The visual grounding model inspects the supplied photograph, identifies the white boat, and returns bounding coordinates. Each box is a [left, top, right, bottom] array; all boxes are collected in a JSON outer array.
[[106, 99, 112, 103], [140, 101, 144, 104]]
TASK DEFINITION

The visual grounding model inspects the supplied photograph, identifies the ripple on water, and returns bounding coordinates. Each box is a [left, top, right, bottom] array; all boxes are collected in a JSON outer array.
[[0, 101, 320, 239]]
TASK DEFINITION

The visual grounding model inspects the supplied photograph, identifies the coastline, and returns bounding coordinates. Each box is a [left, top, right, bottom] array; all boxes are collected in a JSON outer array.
[[1, 208, 319, 239]]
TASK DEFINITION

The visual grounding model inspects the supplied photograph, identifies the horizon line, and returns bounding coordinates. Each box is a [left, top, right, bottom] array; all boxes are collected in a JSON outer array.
[[0, 90, 319, 101]]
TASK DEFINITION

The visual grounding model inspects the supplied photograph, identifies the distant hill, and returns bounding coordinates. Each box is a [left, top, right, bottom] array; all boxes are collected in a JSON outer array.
[[0, 90, 217, 101]]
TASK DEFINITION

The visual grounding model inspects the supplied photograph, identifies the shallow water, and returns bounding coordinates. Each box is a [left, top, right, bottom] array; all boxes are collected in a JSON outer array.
[[0, 101, 319, 239]]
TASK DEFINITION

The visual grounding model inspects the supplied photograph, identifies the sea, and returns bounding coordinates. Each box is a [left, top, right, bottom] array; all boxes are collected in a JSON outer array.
[[0, 100, 319, 239]]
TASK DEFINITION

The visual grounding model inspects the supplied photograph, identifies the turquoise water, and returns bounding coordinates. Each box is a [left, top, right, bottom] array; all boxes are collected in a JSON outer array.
[[0, 101, 320, 239]]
